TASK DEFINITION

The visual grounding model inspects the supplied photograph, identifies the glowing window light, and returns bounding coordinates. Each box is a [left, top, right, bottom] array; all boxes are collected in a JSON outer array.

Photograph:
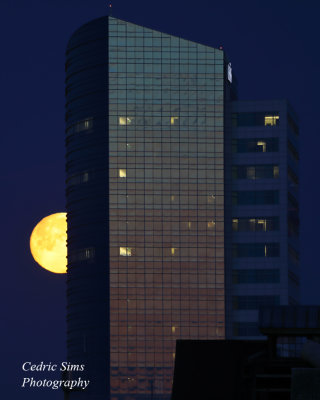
[[171, 247, 177, 255], [119, 169, 126, 178], [264, 115, 279, 126], [119, 117, 132, 125], [257, 141, 267, 152], [120, 247, 132, 256]]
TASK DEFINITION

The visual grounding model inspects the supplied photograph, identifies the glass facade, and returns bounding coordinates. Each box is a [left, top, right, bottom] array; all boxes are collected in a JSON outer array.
[[65, 16, 299, 399], [108, 17, 225, 399]]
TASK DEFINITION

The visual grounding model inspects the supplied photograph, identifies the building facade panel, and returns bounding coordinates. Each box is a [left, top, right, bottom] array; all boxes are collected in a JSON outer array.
[[107, 17, 226, 399], [65, 16, 299, 399], [227, 100, 299, 339]]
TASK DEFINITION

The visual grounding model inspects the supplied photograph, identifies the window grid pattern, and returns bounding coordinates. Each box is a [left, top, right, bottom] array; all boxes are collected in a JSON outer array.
[[108, 18, 225, 399]]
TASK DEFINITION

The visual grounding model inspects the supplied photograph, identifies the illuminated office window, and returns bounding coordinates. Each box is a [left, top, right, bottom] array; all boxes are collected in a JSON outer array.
[[120, 247, 133, 257], [257, 141, 267, 152], [273, 166, 280, 178], [257, 219, 267, 231], [208, 221, 215, 229], [119, 117, 133, 125], [265, 115, 279, 126], [119, 169, 126, 178], [171, 326, 176, 333], [171, 247, 177, 256], [232, 217, 279, 232], [232, 219, 238, 231], [170, 116, 179, 125]]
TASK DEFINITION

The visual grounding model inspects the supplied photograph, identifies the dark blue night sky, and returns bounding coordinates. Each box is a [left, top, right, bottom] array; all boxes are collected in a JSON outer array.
[[2, 0, 320, 398]]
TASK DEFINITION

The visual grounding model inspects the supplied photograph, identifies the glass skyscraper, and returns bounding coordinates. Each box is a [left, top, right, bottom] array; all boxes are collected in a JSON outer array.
[[65, 16, 299, 400]]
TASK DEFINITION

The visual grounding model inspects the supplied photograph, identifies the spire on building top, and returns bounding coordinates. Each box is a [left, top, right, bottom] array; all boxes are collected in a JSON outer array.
[[108, 1, 113, 16]]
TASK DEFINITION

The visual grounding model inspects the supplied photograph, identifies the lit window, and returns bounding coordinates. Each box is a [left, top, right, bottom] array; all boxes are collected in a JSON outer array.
[[173, 353, 176, 360], [171, 326, 176, 333], [170, 116, 179, 125], [171, 195, 175, 202], [171, 247, 177, 255], [119, 117, 132, 125], [208, 221, 215, 229], [188, 222, 192, 229], [264, 115, 279, 126], [273, 166, 279, 178], [119, 247, 132, 256], [257, 219, 267, 231], [257, 141, 267, 152], [119, 169, 126, 178], [232, 219, 238, 231]]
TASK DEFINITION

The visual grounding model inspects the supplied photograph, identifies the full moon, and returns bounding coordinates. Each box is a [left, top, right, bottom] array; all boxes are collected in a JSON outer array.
[[30, 213, 67, 274]]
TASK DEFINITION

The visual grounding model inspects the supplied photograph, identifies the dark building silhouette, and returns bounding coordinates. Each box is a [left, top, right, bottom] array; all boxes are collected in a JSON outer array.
[[172, 306, 319, 400], [65, 16, 299, 400]]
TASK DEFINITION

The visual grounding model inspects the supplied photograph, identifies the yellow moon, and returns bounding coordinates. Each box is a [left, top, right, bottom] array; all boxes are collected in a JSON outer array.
[[30, 213, 67, 274]]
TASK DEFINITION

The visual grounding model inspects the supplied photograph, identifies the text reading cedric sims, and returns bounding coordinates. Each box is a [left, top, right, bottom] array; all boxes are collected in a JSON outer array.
[[22, 362, 84, 372]]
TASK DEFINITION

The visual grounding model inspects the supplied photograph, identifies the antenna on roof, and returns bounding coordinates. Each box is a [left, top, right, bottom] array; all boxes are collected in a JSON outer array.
[[108, 1, 113, 16]]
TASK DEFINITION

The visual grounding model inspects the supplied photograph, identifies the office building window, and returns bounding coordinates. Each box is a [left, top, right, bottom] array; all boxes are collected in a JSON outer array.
[[69, 247, 95, 263], [232, 138, 279, 153], [232, 269, 280, 284], [232, 217, 279, 232], [232, 112, 279, 127], [66, 118, 93, 136], [232, 243, 280, 257], [233, 295, 280, 310], [119, 117, 133, 125], [232, 165, 279, 179], [170, 116, 179, 125], [67, 171, 90, 187], [119, 247, 133, 257], [264, 115, 279, 126], [119, 169, 126, 178], [232, 190, 279, 205], [171, 247, 177, 256]]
